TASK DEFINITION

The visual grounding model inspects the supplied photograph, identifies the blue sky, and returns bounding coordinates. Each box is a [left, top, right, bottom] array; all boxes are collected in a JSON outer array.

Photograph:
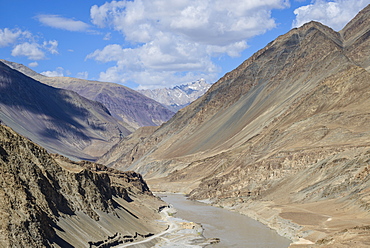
[[0, 0, 368, 89]]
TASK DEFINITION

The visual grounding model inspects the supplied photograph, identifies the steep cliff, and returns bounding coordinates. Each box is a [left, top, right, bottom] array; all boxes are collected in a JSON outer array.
[[99, 5, 370, 247], [0, 123, 165, 247]]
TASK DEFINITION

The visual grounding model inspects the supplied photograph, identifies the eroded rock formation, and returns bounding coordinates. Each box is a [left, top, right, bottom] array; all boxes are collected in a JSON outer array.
[[0, 124, 165, 247]]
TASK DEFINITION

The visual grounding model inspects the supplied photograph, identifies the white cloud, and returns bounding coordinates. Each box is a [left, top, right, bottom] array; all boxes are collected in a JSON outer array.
[[0, 28, 31, 47], [89, 0, 289, 88], [43, 40, 59, 55], [86, 44, 125, 62], [41, 67, 64, 77], [36, 14, 90, 32], [0, 28, 21, 47], [76, 71, 89, 79], [11, 42, 45, 60], [293, 0, 369, 31], [28, 62, 39, 67], [11, 39, 59, 60], [103, 32, 112, 40], [90, 1, 127, 28], [91, 0, 289, 45], [1, 28, 59, 60]]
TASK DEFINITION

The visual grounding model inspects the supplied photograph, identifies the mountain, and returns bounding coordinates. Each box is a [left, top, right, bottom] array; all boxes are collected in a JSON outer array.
[[0, 61, 130, 161], [1, 59, 175, 130], [0, 123, 166, 247], [138, 79, 211, 112], [98, 5, 370, 247]]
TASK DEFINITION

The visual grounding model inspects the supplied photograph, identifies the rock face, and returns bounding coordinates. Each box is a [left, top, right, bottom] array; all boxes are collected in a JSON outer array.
[[0, 123, 165, 247], [99, 5, 370, 246], [138, 79, 211, 112], [1, 60, 175, 130]]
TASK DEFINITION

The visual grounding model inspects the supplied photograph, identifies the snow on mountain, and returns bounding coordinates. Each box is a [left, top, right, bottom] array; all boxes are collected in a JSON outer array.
[[139, 79, 211, 112]]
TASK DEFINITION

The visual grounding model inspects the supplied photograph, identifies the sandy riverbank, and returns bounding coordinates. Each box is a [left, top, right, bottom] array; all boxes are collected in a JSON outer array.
[[115, 204, 219, 248], [214, 197, 370, 248]]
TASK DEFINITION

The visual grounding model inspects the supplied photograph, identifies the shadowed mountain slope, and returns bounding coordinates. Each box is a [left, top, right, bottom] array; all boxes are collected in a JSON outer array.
[[99, 5, 370, 247], [0, 123, 165, 247], [0, 61, 130, 160], [1, 60, 175, 130]]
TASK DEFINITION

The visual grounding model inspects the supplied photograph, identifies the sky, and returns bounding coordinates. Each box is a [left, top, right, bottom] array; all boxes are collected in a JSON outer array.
[[0, 0, 369, 89]]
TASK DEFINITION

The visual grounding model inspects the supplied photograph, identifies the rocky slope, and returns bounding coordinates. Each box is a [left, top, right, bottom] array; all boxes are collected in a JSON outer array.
[[0, 61, 130, 161], [139, 79, 211, 112], [0, 123, 166, 247], [99, 5, 370, 247], [1, 60, 175, 130]]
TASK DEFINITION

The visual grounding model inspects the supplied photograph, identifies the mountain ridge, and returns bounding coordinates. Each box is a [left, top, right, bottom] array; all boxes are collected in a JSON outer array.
[[99, 5, 370, 247], [138, 79, 211, 112], [0, 61, 130, 160], [1, 59, 175, 130]]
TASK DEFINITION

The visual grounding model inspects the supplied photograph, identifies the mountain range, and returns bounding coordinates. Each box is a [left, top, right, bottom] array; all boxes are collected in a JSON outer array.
[[138, 79, 211, 112], [0, 61, 131, 161], [98, 5, 370, 247], [1, 59, 175, 130], [1, 4, 370, 248]]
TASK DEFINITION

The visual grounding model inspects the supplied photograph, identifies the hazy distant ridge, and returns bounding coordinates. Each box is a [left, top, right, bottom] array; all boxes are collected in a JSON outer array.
[[139, 79, 211, 112]]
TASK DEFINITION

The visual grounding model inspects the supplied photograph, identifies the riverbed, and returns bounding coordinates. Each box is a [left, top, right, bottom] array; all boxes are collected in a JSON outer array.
[[159, 194, 291, 248]]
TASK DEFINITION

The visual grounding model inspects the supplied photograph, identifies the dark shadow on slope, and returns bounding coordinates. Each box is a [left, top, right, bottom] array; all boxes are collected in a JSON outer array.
[[112, 199, 139, 219], [0, 61, 109, 142], [52, 233, 74, 248]]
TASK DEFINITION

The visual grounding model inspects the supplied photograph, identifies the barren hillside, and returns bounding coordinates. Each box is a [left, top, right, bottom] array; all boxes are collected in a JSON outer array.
[[0, 61, 132, 160], [99, 5, 370, 247], [1, 60, 175, 130], [0, 123, 166, 247]]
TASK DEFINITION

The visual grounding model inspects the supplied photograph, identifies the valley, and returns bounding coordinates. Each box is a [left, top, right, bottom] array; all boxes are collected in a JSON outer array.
[[0, 3, 370, 248], [97, 5, 370, 247]]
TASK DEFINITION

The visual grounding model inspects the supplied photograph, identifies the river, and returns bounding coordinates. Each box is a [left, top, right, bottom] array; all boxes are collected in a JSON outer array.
[[159, 194, 291, 248]]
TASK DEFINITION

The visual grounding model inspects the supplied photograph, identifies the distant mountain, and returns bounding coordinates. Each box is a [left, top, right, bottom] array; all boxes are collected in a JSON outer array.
[[99, 5, 370, 246], [138, 79, 211, 112], [0, 61, 130, 161], [1, 60, 175, 130], [0, 123, 165, 247]]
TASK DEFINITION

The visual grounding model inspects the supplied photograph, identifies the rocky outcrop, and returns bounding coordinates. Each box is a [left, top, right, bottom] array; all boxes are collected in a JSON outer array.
[[0, 123, 165, 247], [100, 5, 370, 247]]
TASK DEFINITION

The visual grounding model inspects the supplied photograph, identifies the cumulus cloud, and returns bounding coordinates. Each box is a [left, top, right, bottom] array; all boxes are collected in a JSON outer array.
[[86, 44, 125, 62], [11, 42, 46, 60], [11, 39, 59, 60], [293, 0, 369, 31], [41, 67, 64, 77], [0, 28, 21, 47], [89, 0, 290, 88], [76, 71, 89, 79], [0, 28, 31, 47], [36, 14, 91, 32], [103, 32, 112, 40], [1, 27, 59, 60], [28, 62, 39, 67], [43, 40, 59, 55]]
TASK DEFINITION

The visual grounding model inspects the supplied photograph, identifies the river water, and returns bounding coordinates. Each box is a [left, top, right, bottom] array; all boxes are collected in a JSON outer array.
[[160, 194, 291, 248]]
